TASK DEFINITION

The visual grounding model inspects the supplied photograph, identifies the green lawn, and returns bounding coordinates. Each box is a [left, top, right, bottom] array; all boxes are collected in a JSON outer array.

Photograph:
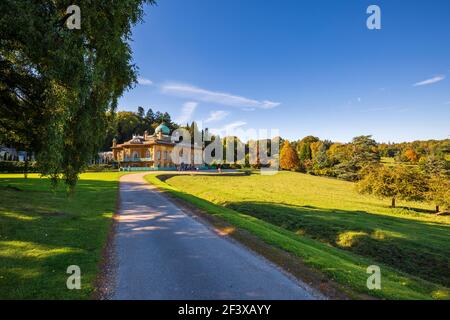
[[0, 172, 123, 299], [147, 171, 450, 300]]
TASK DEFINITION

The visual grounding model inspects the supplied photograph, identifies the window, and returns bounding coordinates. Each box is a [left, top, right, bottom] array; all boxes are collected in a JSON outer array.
[[145, 150, 151, 159], [157, 151, 161, 160], [132, 151, 139, 160]]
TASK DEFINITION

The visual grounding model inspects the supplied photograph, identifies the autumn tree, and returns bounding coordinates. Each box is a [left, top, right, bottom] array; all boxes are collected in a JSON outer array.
[[357, 165, 427, 208], [426, 176, 450, 213], [280, 140, 299, 171], [419, 155, 449, 178], [419, 154, 450, 213], [404, 148, 419, 163]]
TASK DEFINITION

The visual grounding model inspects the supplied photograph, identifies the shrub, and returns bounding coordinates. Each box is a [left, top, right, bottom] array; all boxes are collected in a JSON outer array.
[[85, 164, 117, 172], [0, 161, 38, 173]]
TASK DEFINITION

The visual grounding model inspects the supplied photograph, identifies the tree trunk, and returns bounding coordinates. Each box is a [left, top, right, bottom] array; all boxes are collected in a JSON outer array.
[[391, 197, 396, 208], [436, 205, 440, 214], [23, 150, 29, 179]]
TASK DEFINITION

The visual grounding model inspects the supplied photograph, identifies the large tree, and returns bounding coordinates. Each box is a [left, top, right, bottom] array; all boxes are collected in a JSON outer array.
[[426, 176, 450, 213], [0, 0, 154, 191], [357, 165, 427, 208], [280, 140, 299, 171], [335, 135, 380, 181]]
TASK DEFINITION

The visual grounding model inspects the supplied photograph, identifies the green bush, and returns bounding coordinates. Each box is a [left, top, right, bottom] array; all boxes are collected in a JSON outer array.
[[85, 164, 117, 172], [0, 161, 38, 173]]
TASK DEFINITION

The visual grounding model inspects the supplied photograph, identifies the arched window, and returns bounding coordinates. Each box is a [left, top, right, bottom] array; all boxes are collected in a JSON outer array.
[[132, 151, 139, 160], [145, 150, 151, 159]]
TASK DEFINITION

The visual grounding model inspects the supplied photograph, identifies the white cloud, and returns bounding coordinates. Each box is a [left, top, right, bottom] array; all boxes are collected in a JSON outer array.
[[161, 83, 280, 109], [224, 121, 247, 131], [137, 77, 153, 86], [205, 110, 229, 123], [176, 102, 198, 124], [210, 121, 247, 136], [413, 75, 445, 87]]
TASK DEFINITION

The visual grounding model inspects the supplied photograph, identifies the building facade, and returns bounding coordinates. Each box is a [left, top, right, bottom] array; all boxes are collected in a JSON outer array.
[[112, 123, 202, 169]]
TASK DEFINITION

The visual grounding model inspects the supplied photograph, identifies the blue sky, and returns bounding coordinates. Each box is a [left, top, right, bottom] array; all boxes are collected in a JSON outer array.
[[119, 0, 450, 143]]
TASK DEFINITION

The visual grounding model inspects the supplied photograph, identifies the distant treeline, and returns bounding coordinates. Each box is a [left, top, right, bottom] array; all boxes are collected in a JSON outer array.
[[279, 136, 450, 212], [101, 108, 449, 181], [100, 107, 179, 150]]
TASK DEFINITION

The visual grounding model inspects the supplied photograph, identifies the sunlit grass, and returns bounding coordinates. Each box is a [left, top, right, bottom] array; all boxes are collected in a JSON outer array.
[[0, 172, 124, 299], [149, 171, 450, 300]]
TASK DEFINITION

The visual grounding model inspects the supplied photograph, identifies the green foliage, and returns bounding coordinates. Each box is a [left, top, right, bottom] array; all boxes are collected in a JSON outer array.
[[357, 165, 428, 207], [85, 164, 116, 172], [334, 136, 380, 181], [419, 155, 450, 178], [426, 176, 450, 211], [380, 139, 450, 163], [0, 161, 38, 173], [100, 108, 179, 151], [0, 0, 154, 191], [298, 143, 312, 162]]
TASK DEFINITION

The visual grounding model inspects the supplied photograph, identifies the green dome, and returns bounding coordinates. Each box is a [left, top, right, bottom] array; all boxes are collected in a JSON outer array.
[[155, 123, 170, 135]]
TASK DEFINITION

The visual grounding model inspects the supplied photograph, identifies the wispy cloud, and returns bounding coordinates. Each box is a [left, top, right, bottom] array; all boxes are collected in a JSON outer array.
[[175, 102, 198, 124], [210, 121, 247, 136], [413, 75, 445, 87], [161, 83, 280, 109], [360, 106, 410, 113], [205, 110, 229, 123], [137, 77, 153, 86]]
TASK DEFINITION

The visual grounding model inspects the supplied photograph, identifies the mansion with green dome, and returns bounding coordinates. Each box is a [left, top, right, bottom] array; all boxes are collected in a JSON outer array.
[[112, 123, 201, 170]]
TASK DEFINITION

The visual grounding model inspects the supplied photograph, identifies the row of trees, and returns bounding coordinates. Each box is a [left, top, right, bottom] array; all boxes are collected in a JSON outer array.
[[100, 107, 178, 151], [279, 136, 450, 212], [379, 140, 450, 164], [280, 135, 382, 181]]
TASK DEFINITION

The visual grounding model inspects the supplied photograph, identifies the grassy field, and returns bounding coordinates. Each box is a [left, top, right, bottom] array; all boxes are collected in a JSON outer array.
[[147, 171, 450, 299], [0, 172, 123, 299]]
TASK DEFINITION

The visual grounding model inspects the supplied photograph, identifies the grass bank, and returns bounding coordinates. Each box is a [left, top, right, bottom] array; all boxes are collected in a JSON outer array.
[[0, 172, 124, 299], [145, 172, 450, 300]]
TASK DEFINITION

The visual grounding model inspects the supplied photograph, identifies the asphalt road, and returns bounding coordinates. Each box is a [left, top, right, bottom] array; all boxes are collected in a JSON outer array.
[[110, 172, 321, 300]]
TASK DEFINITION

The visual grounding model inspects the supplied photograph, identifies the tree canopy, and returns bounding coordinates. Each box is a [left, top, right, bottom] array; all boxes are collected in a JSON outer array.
[[0, 0, 154, 191], [280, 141, 299, 171]]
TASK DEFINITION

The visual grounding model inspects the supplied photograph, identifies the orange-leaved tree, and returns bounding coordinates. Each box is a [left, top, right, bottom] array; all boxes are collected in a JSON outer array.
[[280, 140, 299, 171]]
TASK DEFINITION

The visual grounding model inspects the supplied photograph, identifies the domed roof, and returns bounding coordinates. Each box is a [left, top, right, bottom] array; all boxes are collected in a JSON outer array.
[[129, 135, 143, 144], [155, 122, 170, 135]]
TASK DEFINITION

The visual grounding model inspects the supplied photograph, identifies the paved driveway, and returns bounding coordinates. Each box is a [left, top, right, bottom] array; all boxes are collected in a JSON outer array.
[[110, 172, 321, 300]]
